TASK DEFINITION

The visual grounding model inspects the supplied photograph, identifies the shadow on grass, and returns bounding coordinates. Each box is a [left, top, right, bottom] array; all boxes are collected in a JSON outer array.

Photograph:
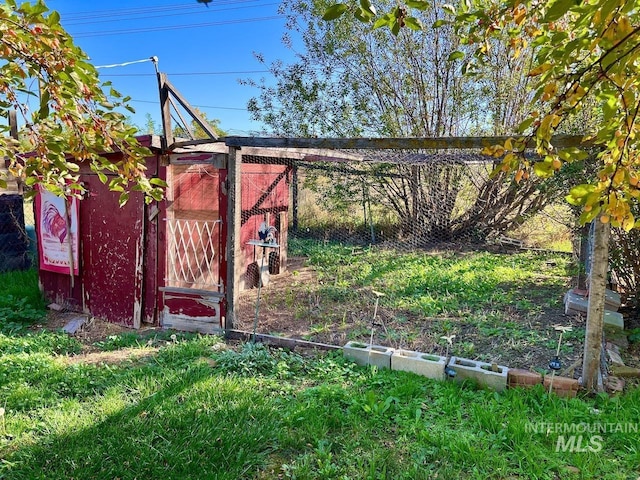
[[4, 361, 282, 480]]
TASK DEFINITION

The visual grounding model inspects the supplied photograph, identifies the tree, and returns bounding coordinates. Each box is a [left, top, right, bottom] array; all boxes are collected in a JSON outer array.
[[326, 1, 640, 231], [247, 0, 561, 243], [0, 0, 164, 204]]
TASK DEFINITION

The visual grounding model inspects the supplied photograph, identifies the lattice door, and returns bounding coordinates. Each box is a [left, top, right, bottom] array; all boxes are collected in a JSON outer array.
[[167, 217, 221, 291]]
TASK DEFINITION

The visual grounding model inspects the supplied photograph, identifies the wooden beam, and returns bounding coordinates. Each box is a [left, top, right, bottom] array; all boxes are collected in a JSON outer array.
[[8, 110, 17, 140], [170, 138, 225, 149], [169, 96, 195, 140], [163, 77, 219, 141], [582, 218, 610, 392], [225, 330, 341, 351], [225, 147, 242, 330], [157, 72, 173, 151], [225, 134, 589, 150]]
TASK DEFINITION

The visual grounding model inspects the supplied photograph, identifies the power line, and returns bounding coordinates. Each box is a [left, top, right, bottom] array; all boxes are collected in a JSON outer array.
[[63, 2, 278, 27], [58, 0, 261, 20], [100, 70, 270, 77], [71, 15, 283, 38], [131, 99, 249, 111]]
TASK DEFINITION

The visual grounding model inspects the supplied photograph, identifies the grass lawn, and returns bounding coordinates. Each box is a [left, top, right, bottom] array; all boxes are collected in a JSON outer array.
[[1, 267, 639, 479], [0, 331, 638, 479]]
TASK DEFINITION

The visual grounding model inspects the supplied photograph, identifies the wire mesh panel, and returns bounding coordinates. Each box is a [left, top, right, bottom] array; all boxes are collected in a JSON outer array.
[[0, 194, 30, 272], [287, 149, 575, 251]]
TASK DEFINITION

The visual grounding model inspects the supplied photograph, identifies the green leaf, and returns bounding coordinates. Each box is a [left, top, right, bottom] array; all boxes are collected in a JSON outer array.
[[118, 192, 129, 207], [557, 147, 588, 162], [406, 0, 430, 10], [579, 205, 600, 224], [432, 19, 449, 28], [149, 178, 167, 187], [97, 172, 108, 184], [404, 17, 423, 31], [569, 184, 596, 199], [373, 14, 392, 29], [391, 20, 401, 36], [543, 0, 573, 23], [359, 0, 376, 15], [447, 51, 464, 61], [48, 10, 60, 25], [355, 7, 374, 22], [323, 3, 348, 21], [533, 161, 553, 178]]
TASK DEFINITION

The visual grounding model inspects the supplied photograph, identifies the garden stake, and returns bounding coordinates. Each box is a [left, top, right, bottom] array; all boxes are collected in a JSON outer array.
[[368, 290, 386, 363], [548, 325, 572, 394]]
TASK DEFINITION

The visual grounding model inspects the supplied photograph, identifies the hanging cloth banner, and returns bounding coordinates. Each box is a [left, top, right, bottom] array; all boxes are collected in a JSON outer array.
[[35, 188, 80, 275]]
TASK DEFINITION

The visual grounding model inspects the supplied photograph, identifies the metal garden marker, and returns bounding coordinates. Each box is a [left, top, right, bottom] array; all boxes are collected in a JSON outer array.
[[368, 290, 386, 364], [548, 325, 572, 394]]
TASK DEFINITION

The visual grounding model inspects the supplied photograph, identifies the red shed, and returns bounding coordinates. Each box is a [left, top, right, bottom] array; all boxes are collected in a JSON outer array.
[[37, 136, 292, 333]]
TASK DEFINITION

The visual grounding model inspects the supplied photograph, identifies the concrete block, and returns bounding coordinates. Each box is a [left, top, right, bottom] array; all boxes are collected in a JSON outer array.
[[603, 311, 624, 330], [606, 346, 625, 366], [605, 289, 622, 309], [62, 315, 88, 335], [609, 365, 640, 378], [564, 291, 620, 314], [391, 349, 446, 380], [447, 357, 509, 392], [605, 376, 625, 394], [343, 341, 393, 369]]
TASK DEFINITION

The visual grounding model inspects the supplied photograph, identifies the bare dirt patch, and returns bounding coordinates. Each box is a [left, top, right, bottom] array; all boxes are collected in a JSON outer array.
[[235, 257, 592, 375], [61, 348, 157, 366]]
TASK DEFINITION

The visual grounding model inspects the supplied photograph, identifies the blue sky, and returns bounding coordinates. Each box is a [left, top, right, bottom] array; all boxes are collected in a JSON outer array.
[[47, 0, 294, 135]]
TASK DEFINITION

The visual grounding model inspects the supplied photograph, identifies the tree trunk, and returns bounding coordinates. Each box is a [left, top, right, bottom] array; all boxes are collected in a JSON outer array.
[[581, 217, 609, 392]]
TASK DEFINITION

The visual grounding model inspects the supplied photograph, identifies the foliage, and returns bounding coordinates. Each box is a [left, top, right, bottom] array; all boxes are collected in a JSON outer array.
[[250, 0, 566, 242], [2, 331, 640, 478], [0, 269, 46, 333], [324, 1, 640, 231], [0, 0, 164, 205]]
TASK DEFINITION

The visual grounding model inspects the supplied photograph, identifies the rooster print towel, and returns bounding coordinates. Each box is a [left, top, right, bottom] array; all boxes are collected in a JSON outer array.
[[36, 189, 79, 275]]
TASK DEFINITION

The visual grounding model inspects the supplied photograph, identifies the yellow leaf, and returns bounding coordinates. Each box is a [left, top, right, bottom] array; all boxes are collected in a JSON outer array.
[[504, 137, 513, 151], [612, 168, 626, 186], [528, 63, 552, 77]]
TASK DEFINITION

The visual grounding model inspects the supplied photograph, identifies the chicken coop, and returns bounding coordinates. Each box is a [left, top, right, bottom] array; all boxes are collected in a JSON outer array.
[[37, 135, 293, 333]]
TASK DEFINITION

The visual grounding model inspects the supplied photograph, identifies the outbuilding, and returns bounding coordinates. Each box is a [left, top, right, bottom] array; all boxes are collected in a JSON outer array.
[[37, 135, 292, 333]]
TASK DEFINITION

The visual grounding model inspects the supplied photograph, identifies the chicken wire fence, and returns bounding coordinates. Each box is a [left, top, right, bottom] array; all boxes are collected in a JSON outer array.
[[241, 149, 577, 255], [0, 194, 32, 272]]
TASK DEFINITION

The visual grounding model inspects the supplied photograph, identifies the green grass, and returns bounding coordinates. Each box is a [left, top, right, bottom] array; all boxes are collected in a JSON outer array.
[[0, 334, 639, 479], [0, 269, 47, 333], [289, 238, 570, 317]]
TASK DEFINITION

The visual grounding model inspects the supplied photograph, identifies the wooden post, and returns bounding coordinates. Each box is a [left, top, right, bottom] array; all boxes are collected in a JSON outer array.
[[277, 211, 287, 273], [581, 217, 609, 392], [576, 224, 590, 290], [292, 165, 299, 232], [225, 147, 242, 330], [157, 72, 173, 151]]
